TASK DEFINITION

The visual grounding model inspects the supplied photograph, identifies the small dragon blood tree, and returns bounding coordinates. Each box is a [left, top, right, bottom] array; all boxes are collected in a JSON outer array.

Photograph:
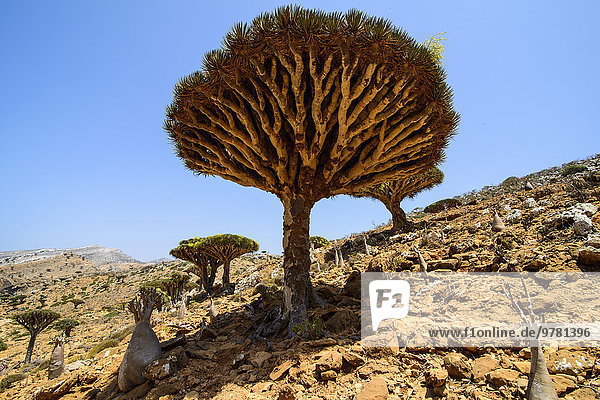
[[192, 234, 259, 292], [351, 167, 443, 232], [170, 238, 222, 295], [118, 287, 163, 392], [165, 6, 458, 330], [53, 318, 81, 338], [12, 309, 60, 363]]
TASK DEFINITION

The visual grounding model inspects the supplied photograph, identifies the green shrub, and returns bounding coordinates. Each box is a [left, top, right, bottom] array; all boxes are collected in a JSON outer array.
[[424, 198, 462, 213], [292, 317, 327, 339], [87, 339, 119, 358], [0, 340, 6, 351], [501, 176, 520, 186], [309, 236, 330, 249], [0, 374, 27, 392], [561, 164, 587, 176], [106, 325, 134, 342]]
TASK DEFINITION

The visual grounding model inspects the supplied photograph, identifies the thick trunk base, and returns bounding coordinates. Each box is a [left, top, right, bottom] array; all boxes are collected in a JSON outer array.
[[389, 204, 412, 233], [281, 196, 324, 336]]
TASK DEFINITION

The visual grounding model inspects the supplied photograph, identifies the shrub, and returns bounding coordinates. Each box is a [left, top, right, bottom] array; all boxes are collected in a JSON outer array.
[[0, 374, 27, 392], [561, 164, 587, 176], [87, 339, 119, 358], [292, 317, 327, 339], [424, 198, 462, 213], [0, 340, 6, 351], [106, 325, 135, 342], [309, 236, 330, 249], [501, 176, 520, 186]]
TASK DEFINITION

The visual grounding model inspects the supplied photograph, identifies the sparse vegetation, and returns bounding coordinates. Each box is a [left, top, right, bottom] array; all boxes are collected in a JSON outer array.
[[87, 339, 119, 358], [424, 198, 462, 213], [292, 317, 327, 340], [561, 164, 587, 176], [0, 374, 27, 393], [309, 236, 330, 249]]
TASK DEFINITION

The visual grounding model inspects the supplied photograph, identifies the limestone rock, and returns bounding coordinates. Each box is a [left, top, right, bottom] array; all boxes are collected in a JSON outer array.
[[565, 388, 597, 400], [426, 368, 448, 387], [472, 356, 500, 382], [505, 209, 522, 222], [485, 369, 520, 387], [548, 350, 594, 375], [443, 352, 472, 379], [270, 360, 295, 381], [251, 351, 272, 368], [355, 377, 389, 400], [551, 374, 577, 395], [523, 197, 537, 208], [512, 361, 530, 374]]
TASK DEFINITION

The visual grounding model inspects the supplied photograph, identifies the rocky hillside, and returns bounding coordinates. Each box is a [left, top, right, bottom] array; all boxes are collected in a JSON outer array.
[[0, 246, 142, 268], [0, 154, 599, 400]]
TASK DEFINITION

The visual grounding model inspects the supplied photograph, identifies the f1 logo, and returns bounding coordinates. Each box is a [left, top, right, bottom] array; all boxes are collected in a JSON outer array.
[[369, 279, 410, 331]]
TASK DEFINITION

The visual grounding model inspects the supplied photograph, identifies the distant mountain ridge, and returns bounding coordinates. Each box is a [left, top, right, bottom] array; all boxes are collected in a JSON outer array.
[[0, 245, 141, 267]]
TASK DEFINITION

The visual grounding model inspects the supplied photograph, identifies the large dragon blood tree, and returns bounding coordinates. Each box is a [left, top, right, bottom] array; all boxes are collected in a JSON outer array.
[[165, 6, 459, 328], [351, 167, 444, 232]]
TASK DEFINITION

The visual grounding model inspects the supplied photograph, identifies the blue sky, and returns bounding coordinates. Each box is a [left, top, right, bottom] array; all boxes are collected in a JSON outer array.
[[1, 1, 599, 261]]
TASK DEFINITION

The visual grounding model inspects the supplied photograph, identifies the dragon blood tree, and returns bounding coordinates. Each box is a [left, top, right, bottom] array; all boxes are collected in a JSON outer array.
[[351, 167, 444, 232], [12, 309, 60, 363], [190, 234, 259, 292], [53, 318, 81, 338], [170, 238, 222, 295], [165, 6, 458, 328]]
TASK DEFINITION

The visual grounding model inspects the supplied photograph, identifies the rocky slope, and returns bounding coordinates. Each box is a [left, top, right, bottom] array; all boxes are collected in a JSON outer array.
[[0, 154, 599, 400], [0, 246, 142, 268]]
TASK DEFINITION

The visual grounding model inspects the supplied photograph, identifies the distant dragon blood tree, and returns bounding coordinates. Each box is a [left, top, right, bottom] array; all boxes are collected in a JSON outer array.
[[12, 309, 60, 363], [165, 6, 458, 329], [192, 234, 259, 292], [170, 238, 222, 295], [53, 318, 81, 338], [351, 167, 444, 232]]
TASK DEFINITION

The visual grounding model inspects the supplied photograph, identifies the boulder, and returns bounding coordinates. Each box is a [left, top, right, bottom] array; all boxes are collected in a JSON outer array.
[[443, 352, 472, 379], [355, 377, 389, 400], [485, 369, 520, 387], [551, 374, 577, 395], [425, 368, 448, 387]]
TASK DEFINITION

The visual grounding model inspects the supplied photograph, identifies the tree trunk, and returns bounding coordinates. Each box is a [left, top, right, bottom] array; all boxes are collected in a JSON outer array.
[[385, 201, 409, 232], [25, 333, 37, 364], [281, 196, 316, 334], [527, 346, 558, 400], [222, 260, 231, 292]]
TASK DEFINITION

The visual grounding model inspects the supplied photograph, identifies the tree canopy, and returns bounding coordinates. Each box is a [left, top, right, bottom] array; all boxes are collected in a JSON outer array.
[[352, 167, 443, 202], [351, 167, 443, 231], [165, 5, 458, 201], [13, 309, 61, 335]]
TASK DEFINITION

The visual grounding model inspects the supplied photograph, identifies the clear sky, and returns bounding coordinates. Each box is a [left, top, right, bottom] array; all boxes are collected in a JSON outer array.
[[1, 1, 599, 261]]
